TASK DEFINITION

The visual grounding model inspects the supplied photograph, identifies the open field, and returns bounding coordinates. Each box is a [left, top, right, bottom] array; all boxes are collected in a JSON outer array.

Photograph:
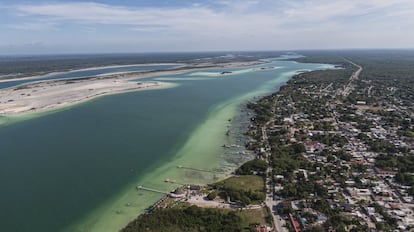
[[214, 175, 265, 193]]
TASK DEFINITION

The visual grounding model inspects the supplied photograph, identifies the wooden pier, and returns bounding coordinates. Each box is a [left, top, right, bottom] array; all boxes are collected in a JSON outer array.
[[136, 185, 169, 194], [177, 165, 226, 174]]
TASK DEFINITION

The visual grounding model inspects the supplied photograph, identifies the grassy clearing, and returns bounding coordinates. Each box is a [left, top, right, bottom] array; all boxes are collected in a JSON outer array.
[[211, 175, 266, 205], [215, 175, 265, 193], [236, 207, 271, 230]]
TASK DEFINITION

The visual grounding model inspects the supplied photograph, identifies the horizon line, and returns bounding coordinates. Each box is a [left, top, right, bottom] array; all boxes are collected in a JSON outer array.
[[2, 47, 414, 57]]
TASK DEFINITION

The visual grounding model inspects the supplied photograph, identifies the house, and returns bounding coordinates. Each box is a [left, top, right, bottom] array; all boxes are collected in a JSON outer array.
[[346, 187, 371, 197], [374, 167, 397, 177], [284, 117, 294, 124], [303, 140, 323, 154], [251, 225, 272, 232], [339, 203, 355, 212], [188, 185, 201, 191], [275, 175, 285, 180]]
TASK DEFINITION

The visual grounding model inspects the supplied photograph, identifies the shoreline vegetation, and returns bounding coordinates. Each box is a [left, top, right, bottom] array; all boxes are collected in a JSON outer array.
[[0, 60, 264, 115]]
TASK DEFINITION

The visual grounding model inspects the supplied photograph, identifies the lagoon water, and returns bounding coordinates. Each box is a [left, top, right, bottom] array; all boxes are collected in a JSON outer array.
[[0, 57, 334, 232], [0, 64, 177, 89]]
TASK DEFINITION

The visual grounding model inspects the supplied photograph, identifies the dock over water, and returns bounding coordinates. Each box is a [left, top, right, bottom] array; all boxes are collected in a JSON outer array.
[[177, 165, 226, 174], [136, 185, 169, 194]]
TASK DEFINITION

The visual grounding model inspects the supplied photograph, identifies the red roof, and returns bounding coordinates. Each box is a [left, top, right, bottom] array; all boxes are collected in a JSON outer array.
[[389, 203, 399, 209], [304, 140, 319, 147], [353, 159, 365, 164], [375, 167, 397, 175], [289, 214, 302, 232]]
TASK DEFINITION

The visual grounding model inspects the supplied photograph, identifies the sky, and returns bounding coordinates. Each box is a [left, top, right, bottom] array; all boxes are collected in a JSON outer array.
[[1, 0, 414, 54]]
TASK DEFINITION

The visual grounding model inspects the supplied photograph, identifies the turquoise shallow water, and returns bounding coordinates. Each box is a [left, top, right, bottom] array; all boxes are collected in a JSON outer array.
[[0, 57, 334, 232]]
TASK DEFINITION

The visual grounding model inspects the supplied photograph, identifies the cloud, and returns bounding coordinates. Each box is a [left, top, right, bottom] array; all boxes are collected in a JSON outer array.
[[10, 1, 414, 29], [216, 0, 260, 12], [7, 21, 57, 31], [2, 0, 414, 53], [9, 1, 282, 38], [281, 0, 414, 24], [13, 2, 211, 26]]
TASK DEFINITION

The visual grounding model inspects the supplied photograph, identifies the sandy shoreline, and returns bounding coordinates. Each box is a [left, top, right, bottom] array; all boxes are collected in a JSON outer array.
[[0, 75, 171, 115], [0, 60, 265, 115], [0, 69, 195, 115]]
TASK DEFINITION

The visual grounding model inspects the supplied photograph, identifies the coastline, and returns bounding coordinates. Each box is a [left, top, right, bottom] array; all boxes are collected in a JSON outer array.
[[66, 89, 252, 232], [0, 56, 338, 232], [113, 71, 303, 232], [67, 67, 323, 232], [114, 66, 338, 232]]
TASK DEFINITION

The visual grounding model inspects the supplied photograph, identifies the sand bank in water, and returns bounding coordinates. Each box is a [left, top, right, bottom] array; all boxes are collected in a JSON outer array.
[[0, 75, 172, 115]]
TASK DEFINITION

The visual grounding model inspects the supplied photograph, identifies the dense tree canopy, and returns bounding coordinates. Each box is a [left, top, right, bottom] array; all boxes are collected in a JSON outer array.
[[123, 206, 243, 232]]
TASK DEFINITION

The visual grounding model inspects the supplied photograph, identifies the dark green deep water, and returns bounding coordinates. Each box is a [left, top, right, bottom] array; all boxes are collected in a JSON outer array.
[[0, 58, 333, 231]]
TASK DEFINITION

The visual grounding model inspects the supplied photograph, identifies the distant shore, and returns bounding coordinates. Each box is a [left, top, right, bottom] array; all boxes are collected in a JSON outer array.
[[0, 60, 265, 83], [0, 60, 265, 115], [0, 63, 183, 83]]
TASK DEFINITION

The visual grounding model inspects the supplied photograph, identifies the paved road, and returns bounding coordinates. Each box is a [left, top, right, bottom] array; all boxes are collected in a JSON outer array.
[[265, 196, 286, 232], [260, 96, 287, 232], [340, 59, 363, 97]]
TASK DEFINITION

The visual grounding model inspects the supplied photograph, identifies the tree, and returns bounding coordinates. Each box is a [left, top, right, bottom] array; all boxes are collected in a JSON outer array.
[[236, 159, 267, 175], [207, 191, 217, 200], [292, 142, 306, 154], [309, 225, 324, 232], [327, 155, 335, 163]]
